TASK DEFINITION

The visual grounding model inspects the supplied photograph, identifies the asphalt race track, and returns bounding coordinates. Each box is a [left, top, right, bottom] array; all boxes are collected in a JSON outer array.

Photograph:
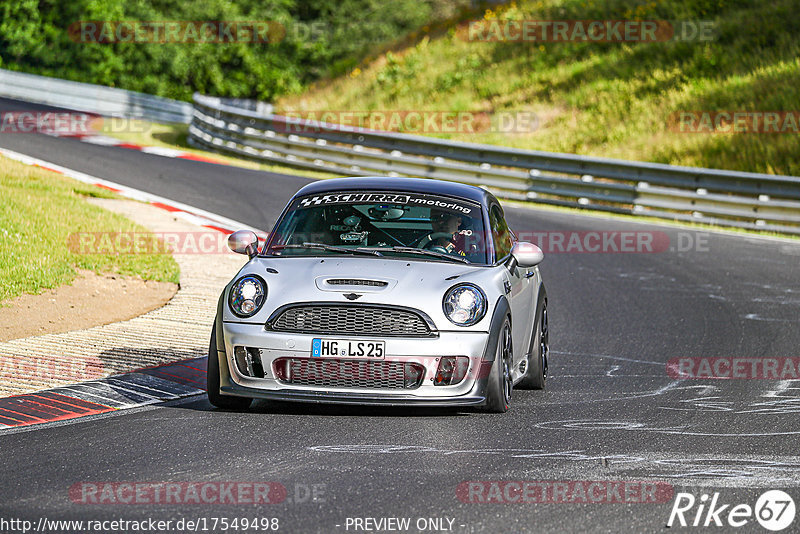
[[2, 97, 800, 533]]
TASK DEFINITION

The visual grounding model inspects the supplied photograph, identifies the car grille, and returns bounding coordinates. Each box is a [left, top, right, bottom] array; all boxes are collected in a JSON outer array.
[[273, 357, 425, 390], [270, 305, 432, 336], [325, 279, 388, 287]]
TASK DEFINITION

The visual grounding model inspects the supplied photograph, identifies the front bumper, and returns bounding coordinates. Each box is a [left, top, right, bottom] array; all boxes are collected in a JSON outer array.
[[218, 322, 492, 406]]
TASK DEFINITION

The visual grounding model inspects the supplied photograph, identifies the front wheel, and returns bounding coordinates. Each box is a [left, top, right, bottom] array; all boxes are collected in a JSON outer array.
[[207, 323, 252, 410], [481, 318, 513, 413]]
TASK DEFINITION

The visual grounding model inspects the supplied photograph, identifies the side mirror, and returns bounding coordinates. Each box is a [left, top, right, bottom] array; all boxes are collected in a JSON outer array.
[[509, 242, 544, 268], [228, 230, 259, 258]]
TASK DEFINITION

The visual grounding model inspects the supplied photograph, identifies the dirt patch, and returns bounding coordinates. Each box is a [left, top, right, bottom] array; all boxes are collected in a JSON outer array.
[[0, 270, 177, 342]]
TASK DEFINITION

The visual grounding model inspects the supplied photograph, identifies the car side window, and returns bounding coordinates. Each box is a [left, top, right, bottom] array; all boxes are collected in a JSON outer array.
[[489, 205, 514, 260]]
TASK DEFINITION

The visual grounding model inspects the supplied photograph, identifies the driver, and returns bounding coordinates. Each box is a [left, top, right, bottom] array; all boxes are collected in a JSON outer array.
[[424, 208, 468, 256]]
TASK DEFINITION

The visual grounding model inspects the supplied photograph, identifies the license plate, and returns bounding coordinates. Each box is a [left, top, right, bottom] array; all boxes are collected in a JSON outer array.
[[311, 338, 385, 359]]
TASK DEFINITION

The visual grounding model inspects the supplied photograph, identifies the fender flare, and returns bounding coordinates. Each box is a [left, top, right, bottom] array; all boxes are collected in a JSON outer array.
[[214, 283, 234, 389], [482, 295, 510, 362], [467, 295, 510, 402], [526, 284, 548, 356]]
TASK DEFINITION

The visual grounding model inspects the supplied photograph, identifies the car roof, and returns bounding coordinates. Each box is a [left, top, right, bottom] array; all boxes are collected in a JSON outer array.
[[293, 177, 497, 207]]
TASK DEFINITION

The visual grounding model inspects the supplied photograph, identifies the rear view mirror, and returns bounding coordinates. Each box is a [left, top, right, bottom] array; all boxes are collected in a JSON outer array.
[[509, 242, 544, 268], [228, 230, 259, 258], [368, 205, 406, 221]]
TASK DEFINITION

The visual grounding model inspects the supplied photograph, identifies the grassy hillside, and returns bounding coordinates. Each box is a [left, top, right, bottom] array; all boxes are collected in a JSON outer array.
[[277, 0, 800, 175]]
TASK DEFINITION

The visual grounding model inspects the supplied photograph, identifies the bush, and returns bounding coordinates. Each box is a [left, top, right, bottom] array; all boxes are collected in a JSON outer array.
[[0, 0, 477, 101]]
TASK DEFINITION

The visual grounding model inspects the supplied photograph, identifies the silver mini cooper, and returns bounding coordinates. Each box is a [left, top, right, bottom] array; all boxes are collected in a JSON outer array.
[[208, 177, 548, 413]]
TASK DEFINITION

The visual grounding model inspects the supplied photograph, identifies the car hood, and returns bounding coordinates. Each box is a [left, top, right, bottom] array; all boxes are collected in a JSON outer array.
[[222, 256, 506, 331]]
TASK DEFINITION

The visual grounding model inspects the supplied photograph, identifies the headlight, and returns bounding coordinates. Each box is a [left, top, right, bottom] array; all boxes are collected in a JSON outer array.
[[229, 275, 266, 317], [443, 284, 487, 326]]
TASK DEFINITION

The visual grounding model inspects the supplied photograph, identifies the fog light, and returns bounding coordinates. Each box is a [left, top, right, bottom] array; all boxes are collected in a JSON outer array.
[[247, 347, 265, 378], [404, 362, 424, 388], [233, 346, 264, 377], [434, 357, 470, 386], [273, 358, 289, 381], [234, 346, 249, 375]]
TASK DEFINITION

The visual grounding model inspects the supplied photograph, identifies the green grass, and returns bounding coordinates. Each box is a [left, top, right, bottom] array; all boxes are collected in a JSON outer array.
[[0, 155, 180, 302], [277, 0, 800, 176]]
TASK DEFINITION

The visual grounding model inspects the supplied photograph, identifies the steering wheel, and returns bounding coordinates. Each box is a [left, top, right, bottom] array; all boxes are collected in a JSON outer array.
[[417, 232, 456, 250]]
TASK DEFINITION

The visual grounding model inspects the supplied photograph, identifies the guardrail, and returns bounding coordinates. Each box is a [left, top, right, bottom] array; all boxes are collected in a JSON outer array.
[[3, 69, 797, 236], [189, 93, 800, 235], [0, 69, 192, 124]]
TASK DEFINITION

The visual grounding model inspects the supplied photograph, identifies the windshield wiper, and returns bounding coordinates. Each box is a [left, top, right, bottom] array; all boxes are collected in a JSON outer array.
[[368, 246, 471, 264], [273, 243, 383, 257]]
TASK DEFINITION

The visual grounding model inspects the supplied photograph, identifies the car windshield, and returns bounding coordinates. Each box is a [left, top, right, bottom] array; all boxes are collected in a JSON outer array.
[[265, 191, 490, 264]]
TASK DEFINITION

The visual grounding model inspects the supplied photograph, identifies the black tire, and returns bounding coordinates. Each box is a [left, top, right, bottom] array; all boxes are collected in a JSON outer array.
[[517, 297, 548, 390], [481, 317, 513, 413], [207, 323, 252, 410]]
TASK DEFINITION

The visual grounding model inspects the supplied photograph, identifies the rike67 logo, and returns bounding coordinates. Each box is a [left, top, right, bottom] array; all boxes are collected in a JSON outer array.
[[667, 490, 795, 531]]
